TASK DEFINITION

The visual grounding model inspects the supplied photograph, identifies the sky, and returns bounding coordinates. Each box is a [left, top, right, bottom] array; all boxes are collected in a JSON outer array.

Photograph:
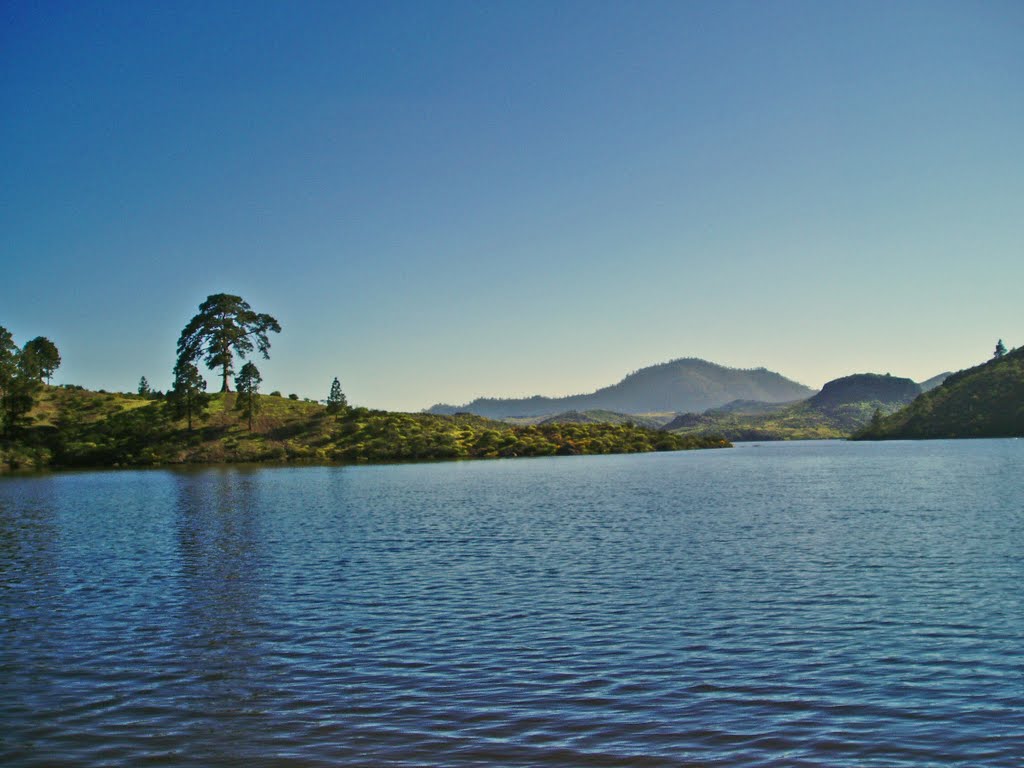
[[2, 0, 1021, 411]]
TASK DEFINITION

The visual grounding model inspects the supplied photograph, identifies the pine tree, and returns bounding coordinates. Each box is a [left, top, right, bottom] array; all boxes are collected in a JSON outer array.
[[168, 360, 210, 431], [177, 294, 281, 392], [138, 376, 152, 397], [994, 339, 1007, 358], [234, 362, 262, 431], [326, 377, 348, 414]]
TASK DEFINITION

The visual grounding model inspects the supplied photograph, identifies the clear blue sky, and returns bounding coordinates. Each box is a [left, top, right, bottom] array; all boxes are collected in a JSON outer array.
[[3, 1, 1021, 410]]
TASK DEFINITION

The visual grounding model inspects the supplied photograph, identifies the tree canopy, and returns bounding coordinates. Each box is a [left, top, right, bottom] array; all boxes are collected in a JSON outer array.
[[21, 337, 61, 383], [0, 327, 43, 437], [177, 294, 280, 392], [994, 339, 1007, 358]]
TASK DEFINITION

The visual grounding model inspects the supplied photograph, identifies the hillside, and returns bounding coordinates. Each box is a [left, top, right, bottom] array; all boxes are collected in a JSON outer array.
[[537, 410, 667, 429], [1, 385, 729, 471], [664, 373, 922, 441], [428, 358, 814, 419], [855, 348, 1024, 439]]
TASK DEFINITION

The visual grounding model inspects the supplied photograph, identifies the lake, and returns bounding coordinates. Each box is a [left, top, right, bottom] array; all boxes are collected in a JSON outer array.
[[2, 440, 1023, 766]]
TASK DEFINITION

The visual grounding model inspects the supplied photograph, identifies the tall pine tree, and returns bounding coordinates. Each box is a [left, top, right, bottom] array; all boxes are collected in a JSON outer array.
[[326, 377, 348, 414], [234, 362, 262, 431]]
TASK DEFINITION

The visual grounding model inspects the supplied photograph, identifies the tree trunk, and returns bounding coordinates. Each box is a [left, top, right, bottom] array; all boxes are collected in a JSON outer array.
[[221, 365, 230, 392]]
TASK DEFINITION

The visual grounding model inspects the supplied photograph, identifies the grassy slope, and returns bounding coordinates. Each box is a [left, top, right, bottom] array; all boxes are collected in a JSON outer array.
[[854, 348, 1024, 439], [1, 387, 730, 471]]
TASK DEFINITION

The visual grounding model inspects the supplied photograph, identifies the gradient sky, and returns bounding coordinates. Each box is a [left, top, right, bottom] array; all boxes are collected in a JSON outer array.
[[3, 1, 1021, 410]]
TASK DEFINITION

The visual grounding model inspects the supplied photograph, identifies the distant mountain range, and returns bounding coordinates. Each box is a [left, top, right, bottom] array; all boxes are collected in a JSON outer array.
[[427, 358, 815, 419], [855, 348, 1024, 439]]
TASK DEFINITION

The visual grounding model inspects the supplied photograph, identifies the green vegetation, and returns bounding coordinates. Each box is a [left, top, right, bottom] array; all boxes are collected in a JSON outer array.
[[1, 326, 61, 439], [854, 345, 1024, 439], [0, 385, 729, 471], [665, 374, 922, 441]]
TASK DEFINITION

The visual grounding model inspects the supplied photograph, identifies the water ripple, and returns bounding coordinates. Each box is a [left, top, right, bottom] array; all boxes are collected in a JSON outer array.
[[2, 441, 1024, 766]]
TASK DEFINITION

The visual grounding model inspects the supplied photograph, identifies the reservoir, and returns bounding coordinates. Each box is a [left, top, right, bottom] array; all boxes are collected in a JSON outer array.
[[2, 440, 1022, 766]]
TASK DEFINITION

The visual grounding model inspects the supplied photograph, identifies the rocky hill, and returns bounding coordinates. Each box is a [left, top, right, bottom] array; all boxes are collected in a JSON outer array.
[[807, 373, 920, 410], [428, 358, 814, 419]]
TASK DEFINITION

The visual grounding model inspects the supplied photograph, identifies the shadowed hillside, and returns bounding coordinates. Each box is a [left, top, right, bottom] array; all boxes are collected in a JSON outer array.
[[428, 358, 814, 419], [855, 347, 1024, 439]]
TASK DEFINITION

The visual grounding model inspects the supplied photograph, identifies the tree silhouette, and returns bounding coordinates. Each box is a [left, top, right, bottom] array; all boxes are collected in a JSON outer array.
[[234, 362, 262, 431], [177, 294, 280, 392], [994, 339, 1007, 358]]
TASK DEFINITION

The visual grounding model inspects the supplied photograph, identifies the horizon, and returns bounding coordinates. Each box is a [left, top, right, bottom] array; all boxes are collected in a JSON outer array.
[[3, 1, 1021, 410]]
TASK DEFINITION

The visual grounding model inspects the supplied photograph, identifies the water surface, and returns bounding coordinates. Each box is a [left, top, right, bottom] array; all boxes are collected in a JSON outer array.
[[2, 440, 1023, 766]]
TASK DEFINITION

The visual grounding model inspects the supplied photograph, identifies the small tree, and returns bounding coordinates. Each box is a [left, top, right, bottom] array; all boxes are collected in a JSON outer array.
[[138, 376, 152, 397], [21, 337, 61, 384], [234, 361, 262, 431], [326, 377, 348, 414], [994, 339, 1007, 358], [168, 360, 210, 431]]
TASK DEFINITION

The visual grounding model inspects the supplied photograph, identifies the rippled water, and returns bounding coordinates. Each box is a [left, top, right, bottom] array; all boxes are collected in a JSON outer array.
[[2, 440, 1023, 766]]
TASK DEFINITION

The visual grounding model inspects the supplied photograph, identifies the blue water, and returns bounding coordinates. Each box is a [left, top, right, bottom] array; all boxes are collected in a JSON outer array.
[[2, 440, 1022, 766]]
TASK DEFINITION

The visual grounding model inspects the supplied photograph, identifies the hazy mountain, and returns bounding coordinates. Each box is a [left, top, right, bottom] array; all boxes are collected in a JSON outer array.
[[856, 348, 1024, 439], [427, 358, 815, 419], [663, 372, 921, 440]]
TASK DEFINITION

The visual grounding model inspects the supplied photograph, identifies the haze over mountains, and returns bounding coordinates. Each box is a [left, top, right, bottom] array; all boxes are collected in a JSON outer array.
[[427, 358, 815, 419]]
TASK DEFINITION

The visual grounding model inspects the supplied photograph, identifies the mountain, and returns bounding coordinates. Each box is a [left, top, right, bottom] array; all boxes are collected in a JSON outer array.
[[664, 372, 921, 440], [427, 358, 815, 419], [855, 348, 1024, 439]]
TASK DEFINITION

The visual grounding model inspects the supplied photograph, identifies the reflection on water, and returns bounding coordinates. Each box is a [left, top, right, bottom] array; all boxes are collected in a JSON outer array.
[[2, 441, 1024, 767]]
